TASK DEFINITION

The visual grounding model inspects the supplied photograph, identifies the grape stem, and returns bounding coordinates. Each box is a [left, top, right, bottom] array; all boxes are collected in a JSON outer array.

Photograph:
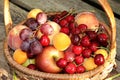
[[105, 73, 120, 80]]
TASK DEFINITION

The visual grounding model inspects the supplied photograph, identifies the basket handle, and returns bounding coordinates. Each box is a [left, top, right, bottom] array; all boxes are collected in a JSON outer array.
[[4, 0, 13, 35], [98, 0, 116, 49]]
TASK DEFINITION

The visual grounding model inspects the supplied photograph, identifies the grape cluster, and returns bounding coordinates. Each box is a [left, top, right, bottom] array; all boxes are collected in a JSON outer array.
[[20, 12, 50, 58]]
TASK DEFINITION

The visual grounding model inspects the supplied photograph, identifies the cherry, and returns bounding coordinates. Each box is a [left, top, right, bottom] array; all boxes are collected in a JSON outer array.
[[39, 35, 50, 46], [72, 45, 83, 55], [81, 36, 91, 47], [60, 11, 68, 17], [27, 64, 36, 70], [76, 65, 85, 73], [97, 33, 108, 43], [82, 48, 92, 58], [69, 22, 75, 30], [60, 27, 70, 35], [65, 15, 74, 22], [100, 41, 108, 47], [65, 62, 76, 74], [89, 42, 99, 52], [64, 51, 75, 62], [59, 19, 68, 27], [53, 17, 59, 23], [94, 54, 105, 66], [56, 58, 67, 68], [71, 34, 80, 45], [27, 52, 36, 59], [86, 31, 97, 41], [78, 24, 87, 33], [75, 56, 84, 65]]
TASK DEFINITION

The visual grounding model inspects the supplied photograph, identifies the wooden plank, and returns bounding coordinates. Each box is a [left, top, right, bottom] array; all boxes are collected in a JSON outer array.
[[0, 0, 28, 25], [0, 0, 27, 79], [84, 0, 120, 17]]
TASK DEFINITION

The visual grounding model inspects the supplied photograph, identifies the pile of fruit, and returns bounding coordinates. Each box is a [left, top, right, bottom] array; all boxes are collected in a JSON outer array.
[[7, 8, 110, 74]]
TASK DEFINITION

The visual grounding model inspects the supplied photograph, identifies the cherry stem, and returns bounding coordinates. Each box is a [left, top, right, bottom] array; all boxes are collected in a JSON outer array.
[[59, 8, 76, 20], [105, 73, 120, 80]]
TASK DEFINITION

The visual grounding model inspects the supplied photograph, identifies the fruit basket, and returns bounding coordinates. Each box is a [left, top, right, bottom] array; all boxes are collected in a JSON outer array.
[[4, 0, 116, 80]]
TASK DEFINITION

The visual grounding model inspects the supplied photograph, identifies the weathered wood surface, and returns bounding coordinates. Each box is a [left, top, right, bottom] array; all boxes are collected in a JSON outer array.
[[0, 0, 120, 79], [83, 0, 120, 17]]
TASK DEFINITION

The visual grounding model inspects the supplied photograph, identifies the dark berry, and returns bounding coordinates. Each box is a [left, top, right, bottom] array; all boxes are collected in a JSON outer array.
[[76, 65, 85, 73], [82, 48, 92, 58], [56, 58, 67, 68], [81, 36, 91, 47], [65, 62, 76, 74], [71, 34, 80, 45], [72, 45, 83, 55], [75, 56, 84, 65], [94, 54, 105, 66], [39, 35, 50, 46], [60, 27, 70, 35]]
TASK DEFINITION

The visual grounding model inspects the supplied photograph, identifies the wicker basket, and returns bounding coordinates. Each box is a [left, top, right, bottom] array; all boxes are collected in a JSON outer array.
[[3, 0, 116, 80]]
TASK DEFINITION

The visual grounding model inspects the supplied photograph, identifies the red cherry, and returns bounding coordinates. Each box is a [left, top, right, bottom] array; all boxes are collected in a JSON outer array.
[[75, 56, 84, 65], [72, 45, 83, 55], [39, 35, 50, 46], [71, 34, 80, 45], [59, 19, 68, 27], [76, 65, 85, 73], [65, 15, 74, 22], [60, 27, 70, 35], [53, 18, 59, 23], [64, 51, 75, 62], [56, 58, 67, 68], [27, 52, 36, 59], [89, 42, 99, 52], [81, 36, 91, 47], [27, 64, 36, 70], [86, 31, 97, 41], [82, 48, 92, 58], [78, 24, 87, 33], [60, 11, 68, 17], [97, 33, 108, 43], [65, 62, 76, 74], [69, 22, 75, 30], [94, 54, 105, 66]]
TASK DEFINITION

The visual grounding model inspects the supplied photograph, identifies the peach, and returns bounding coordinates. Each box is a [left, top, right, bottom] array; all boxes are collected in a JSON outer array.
[[7, 25, 28, 50], [75, 12, 99, 31]]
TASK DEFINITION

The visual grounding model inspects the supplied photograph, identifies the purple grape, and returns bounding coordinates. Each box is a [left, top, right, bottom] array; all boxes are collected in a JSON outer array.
[[40, 23, 54, 35], [36, 12, 47, 24], [24, 18, 39, 31], [20, 40, 30, 52], [19, 28, 33, 41], [30, 40, 43, 55]]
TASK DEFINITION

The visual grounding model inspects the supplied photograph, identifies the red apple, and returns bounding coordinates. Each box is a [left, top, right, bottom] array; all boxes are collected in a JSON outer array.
[[7, 25, 28, 50], [75, 12, 99, 31], [35, 46, 64, 73]]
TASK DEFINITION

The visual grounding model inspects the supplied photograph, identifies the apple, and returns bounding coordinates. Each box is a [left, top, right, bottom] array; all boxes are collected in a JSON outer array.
[[35, 46, 64, 73], [75, 12, 99, 31], [7, 25, 29, 50], [36, 21, 61, 44]]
